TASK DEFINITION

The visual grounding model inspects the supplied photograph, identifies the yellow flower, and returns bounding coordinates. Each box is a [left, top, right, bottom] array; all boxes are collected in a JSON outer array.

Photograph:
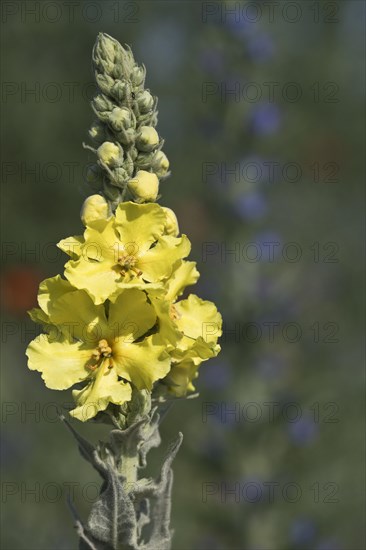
[[81, 194, 109, 226], [147, 261, 222, 395], [58, 202, 190, 304], [127, 170, 159, 202], [26, 276, 170, 421]]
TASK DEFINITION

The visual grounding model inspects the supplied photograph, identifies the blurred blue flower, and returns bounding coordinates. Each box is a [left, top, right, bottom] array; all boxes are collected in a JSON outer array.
[[290, 517, 316, 545], [241, 476, 263, 503], [225, 15, 252, 38], [288, 414, 319, 446], [247, 33, 275, 62], [233, 191, 267, 220], [251, 103, 282, 135]]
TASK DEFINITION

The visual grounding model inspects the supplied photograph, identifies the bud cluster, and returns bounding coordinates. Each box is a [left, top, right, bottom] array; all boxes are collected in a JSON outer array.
[[85, 33, 170, 208]]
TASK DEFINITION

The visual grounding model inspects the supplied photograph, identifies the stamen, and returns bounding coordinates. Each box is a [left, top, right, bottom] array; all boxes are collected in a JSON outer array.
[[88, 339, 114, 371], [116, 253, 142, 277], [169, 304, 181, 321]]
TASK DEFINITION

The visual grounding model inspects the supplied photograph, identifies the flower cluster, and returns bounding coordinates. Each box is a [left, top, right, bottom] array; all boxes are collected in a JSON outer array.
[[26, 201, 222, 421], [85, 33, 170, 207]]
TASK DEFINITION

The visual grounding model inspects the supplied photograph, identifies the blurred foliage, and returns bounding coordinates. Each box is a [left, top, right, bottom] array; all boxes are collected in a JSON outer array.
[[1, 1, 364, 549]]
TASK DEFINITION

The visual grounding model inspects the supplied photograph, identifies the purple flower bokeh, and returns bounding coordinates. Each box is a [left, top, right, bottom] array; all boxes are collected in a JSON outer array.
[[251, 104, 282, 135], [290, 517, 316, 545], [288, 414, 319, 446]]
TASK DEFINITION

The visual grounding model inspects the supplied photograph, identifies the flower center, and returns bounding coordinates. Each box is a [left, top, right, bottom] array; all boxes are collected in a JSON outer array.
[[87, 339, 114, 371], [117, 254, 142, 277]]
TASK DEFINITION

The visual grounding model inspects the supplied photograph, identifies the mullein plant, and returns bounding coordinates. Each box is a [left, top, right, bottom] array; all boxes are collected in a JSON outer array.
[[26, 33, 222, 550]]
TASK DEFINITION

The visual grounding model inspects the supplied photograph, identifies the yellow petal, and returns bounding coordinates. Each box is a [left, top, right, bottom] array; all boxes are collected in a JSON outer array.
[[173, 336, 221, 362], [82, 217, 118, 263], [165, 261, 200, 302], [146, 295, 182, 348], [175, 294, 222, 343], [108, 289, 156, 342], [115, 202, 166, 254], [70, 365, 132, 421], [166, 359, 200, 397], [57, 236, 84, 259], [113, 335, 170, 390], [37, 275, 73, 315], [48, 288, 108, 343], [65, 257, 120, 305], [138, 235, 191, 282], [26, 334, 92, 390]]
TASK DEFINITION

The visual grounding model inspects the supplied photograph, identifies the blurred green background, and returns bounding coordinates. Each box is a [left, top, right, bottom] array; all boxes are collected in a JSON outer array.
[[1, 1, 365, 549]]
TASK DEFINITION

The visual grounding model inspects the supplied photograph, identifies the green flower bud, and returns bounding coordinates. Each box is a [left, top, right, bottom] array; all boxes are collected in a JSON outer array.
[[110, 80, 128, 102], [108, 107, 133, 132], [162, 207, 179, 236], [97, 141, 123, 168], [116, 127, 135, 146], [81, 194, 109, 225], [114, 45, 134, 79], [127, 170, 159, 202], [93, 94, 113, 113], [131, 65, 146, 87], [123, 154, 134, 176], [92, 33, 117, 73], [135, 151, 156, 170], [153, 151, 170, 177], [137, 90, 154, 113], [139, 111, 158, 127], [136, 126, 159, 152], [95, 73, 115, 95], [129, 147, 138, 162], [112, 167, 130, 187]]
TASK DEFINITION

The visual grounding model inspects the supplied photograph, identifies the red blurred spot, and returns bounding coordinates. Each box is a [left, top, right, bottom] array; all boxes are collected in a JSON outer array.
[[1, 266, 43, 316]]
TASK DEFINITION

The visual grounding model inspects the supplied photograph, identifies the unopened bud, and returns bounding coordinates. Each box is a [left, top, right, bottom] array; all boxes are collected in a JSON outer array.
[[127, 170, 159, 202], [97, 142, 123, 168], [137, 90, 154, 113], [114, 45, 134, 79], [108, 107, 133, 132], [93, 33, 120, 74], [136, 126, 159, 152], [81, 194, 109, 225], [96, 73, 115, 95], [153, 151, 170, 177], [93, 94, 113, 113], [113, 167, 130, 186], [131, 65, 146, 87], [162, 207, 179, 236]]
